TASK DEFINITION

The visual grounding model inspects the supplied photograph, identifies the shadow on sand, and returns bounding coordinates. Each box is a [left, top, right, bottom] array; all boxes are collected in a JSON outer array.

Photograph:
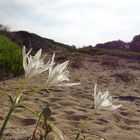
[[114, 96, 140, 101]]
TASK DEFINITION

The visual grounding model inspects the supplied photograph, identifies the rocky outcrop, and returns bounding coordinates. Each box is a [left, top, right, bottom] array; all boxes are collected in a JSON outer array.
[[1, 31, 72, 51]]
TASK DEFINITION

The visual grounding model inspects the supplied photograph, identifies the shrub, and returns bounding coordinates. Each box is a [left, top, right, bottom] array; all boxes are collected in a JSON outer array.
[[0, 34, 23, 77], [75, 47, 140, 60]]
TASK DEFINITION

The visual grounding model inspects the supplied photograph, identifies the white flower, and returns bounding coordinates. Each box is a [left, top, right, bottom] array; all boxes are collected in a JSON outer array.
[[22, 46, 54, 78], [46, 60, 80, 87], [93, 83, 122, 111]]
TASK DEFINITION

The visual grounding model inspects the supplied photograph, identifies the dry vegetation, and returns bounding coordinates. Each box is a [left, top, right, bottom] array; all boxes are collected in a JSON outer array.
[[111, 71, 136, 84]]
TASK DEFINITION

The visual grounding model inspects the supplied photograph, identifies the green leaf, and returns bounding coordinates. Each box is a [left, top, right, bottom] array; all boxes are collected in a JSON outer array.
[[0, 93, 13, 104], [22, 105, 41, 118], [42, 104, 52, 120], [75, 132, 80, 140]]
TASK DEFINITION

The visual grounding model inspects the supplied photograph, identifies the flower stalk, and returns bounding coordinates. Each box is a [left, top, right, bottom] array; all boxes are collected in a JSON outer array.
[[0, 107, 14, 140], [0, 76, 28, 139], [76, 110, 96, 140], [76, 83, 122, 140]]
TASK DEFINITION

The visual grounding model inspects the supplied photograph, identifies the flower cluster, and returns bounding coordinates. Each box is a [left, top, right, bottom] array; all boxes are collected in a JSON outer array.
[[93, 83, 122, 111], [22, 46, 54, 78], [22, 46, 80, 87]]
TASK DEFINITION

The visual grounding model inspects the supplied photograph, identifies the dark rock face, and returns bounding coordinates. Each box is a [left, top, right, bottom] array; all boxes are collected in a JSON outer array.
[[129, 35, 140, 52], [1, 31, 71, 51], [11, 31, 52, 51]]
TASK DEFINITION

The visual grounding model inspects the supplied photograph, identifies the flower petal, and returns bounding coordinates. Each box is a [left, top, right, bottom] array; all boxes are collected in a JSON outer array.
[[93, 83, 122, 111]]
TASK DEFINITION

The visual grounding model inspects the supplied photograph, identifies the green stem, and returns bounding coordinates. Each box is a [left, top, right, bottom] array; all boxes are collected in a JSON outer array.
[[0, 107, 14, 140], [20, 85, 48, 103], [0, 93, 13, 104], [0, 77, 28, 140], [16, 76, 28, 97], [76, 110, 96, 140]]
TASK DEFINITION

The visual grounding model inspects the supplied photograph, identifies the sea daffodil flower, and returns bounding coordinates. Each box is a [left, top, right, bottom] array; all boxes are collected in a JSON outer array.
[[46, 60, 80, 87], [22, 46, 54, 78], [93, 83, 122, 111]]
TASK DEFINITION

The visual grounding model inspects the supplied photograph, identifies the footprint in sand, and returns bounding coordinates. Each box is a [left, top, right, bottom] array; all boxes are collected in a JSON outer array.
[[119, 111, 129, 117], [70, 114, 87, 121], [119, 124, 134, 131], [97, 118, 109, 124], [113, 113, 121, 123], [135, 100, 140, 106], [123, 118, 139, 125], [48, 97, 63, 102], [58, 101, 78, 106], [21, 118, 36, 126], [94, 118, 109, 125], [64, 110, 76, 115]]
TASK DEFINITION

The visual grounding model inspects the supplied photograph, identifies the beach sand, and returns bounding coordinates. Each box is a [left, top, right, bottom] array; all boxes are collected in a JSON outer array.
[[0, 53, 140, 140]]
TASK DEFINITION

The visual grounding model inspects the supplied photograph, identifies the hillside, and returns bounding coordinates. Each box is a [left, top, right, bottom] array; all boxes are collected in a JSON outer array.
[[1, 30, 140, 53], [1, 31, 73, 52], [95, 35, 140, 52], [0, 30, 140, 81], [1, 31, 140, 60]]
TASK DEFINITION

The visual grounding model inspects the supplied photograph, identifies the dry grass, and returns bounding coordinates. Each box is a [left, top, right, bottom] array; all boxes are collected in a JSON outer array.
[[111, 71, 136, 84], [70, 57, 83, 69], [101, 57, 121, 70]]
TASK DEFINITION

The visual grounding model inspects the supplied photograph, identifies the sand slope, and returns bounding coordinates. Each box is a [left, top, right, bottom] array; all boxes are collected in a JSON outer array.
[[0, 53, 140, 140]]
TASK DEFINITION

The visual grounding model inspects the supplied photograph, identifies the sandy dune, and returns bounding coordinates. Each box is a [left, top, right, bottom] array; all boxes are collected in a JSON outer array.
[[0, 53, 140, 140]]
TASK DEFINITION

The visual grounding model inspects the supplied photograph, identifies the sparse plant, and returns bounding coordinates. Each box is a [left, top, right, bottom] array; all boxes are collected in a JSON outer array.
[[112, 71, 136, 83], [101, 57, 120, 70], [56, 55, 68, 63], [70, 56, 83, 69], [74, 47, 140, 60]]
